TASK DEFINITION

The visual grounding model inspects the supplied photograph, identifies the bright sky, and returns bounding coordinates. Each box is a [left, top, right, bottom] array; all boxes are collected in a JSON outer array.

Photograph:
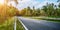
[[0, 0, 4, 4], [10, 0, 58, 10]]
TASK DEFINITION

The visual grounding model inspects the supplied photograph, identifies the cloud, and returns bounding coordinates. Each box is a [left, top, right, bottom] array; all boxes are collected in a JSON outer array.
[[9, 0, 58, 10], [17, 0, 41, 10]]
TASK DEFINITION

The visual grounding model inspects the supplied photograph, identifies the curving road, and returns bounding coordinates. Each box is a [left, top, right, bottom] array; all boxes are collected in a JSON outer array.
[[18, 17, 60, 30]]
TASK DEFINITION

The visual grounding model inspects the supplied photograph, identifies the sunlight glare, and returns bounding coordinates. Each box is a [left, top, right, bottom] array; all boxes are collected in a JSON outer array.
[[0, 0, 4, 4]]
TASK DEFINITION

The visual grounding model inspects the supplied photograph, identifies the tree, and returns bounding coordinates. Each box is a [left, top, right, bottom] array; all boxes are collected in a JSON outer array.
[[42, 3, 55, 16], [36, 8, 40, 16], [0, 5, 18, 24], [57, 3, 60, 16], [58, 3, 60, 8], [42, 5, 48, 16], [42, 6, 47, 12], [20, 8, 26, 16], [25, 6, 32, 16], [57, 0, 60, 2], [32, 6, 36, 16]]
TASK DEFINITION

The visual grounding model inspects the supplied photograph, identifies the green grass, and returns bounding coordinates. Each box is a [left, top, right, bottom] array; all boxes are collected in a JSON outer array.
[[41, 19, 60, 22], [0, 23, 14, 30], [32, 18, 60, 22], [0, 17, 25, 30], [16, 19, 25, 30], [0, 17, 14, 30], [48, 16, 60, 18]]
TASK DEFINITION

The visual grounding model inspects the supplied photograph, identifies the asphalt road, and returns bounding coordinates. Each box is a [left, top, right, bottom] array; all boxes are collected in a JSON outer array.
[[18, 17, 60, 30]]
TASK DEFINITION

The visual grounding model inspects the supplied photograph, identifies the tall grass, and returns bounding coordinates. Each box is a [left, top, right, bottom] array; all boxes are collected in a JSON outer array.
[[16, 19, 25, 30], [0, 17, 14, 30]]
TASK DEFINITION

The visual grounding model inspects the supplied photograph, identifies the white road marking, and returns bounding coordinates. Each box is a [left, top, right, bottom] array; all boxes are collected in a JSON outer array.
[[18, 18, 28, 30], [14, 16, 16, 30]]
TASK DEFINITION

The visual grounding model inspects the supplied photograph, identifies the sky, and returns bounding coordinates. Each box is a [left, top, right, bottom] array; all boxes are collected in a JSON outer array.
[[10, 0, 58, 10]]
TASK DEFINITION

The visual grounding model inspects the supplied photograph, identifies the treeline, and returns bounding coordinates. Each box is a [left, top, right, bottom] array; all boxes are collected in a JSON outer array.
[[17, 3, 60, 17]]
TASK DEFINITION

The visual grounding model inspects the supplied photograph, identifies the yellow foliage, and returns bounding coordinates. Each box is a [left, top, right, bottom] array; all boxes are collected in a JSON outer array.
[[0, 5, 17, 24]]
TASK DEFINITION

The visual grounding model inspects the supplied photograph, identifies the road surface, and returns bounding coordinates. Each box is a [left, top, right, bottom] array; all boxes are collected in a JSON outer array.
[[18, 17, 60, 30]]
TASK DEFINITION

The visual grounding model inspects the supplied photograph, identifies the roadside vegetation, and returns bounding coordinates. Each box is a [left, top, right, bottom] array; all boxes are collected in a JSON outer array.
[[16, 19, 25, 30], [0, 4, 18, 30], [17, 2, 60, 18], [0, 17, 14, 30], [32, 17, 60, 22], [0, 0, 24, 30]]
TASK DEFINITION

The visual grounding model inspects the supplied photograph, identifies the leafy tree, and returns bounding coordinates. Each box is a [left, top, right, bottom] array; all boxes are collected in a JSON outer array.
[[57, 0, 60, 2], [32, 6, 36, 16], [26, 6, 32, 16], [42, 3, 55, 16], [36, 8, 40, 16], [58, 3, 60, 8], [42, 6, 47, 12], [20, 8, 26, 16]]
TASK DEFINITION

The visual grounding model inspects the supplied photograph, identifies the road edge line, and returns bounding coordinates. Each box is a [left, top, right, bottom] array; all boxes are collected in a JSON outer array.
[[18, 19, 28, 30]]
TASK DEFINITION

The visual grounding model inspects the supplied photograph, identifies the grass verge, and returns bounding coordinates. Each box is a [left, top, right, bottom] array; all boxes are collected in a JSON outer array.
[[0, 17, 14, 30], [48, 16, 60, 18], [16, 19, 25, 30], [32, 18, 60, 22], [42, 19, 60, 22]]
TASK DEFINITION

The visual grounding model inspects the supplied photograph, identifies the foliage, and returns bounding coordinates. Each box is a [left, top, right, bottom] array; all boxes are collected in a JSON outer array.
[[16, 19, 25, 30], [0, 5, 18, 24], [0, 17, 14, 30], [17, 3, 60, 17]]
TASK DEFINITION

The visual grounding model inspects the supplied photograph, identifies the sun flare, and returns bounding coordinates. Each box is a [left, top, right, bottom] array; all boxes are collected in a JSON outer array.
[[0, 0, 4, 4]]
